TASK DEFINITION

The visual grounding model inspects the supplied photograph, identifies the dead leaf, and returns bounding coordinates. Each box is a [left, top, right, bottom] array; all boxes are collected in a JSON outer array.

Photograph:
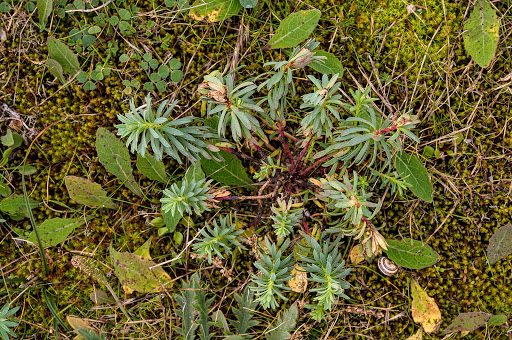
[[288, 264, 308, 293], [405, 328, 422, 340], [411, 279, 442, 333], [441, 312, 492, 335], [67, 315, 90, 330], [499, 72, 512, 82], [349, 244, 365, 264]]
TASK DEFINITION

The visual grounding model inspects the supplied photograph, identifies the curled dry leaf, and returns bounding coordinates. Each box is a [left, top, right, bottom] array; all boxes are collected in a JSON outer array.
[[288, 264, 308, 293], [411, 279, 441, 333], [405, 328, 422, 340]]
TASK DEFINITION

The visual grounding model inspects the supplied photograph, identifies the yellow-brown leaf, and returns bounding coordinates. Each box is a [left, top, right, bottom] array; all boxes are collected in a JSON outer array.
[[411, 279, 442, 333]]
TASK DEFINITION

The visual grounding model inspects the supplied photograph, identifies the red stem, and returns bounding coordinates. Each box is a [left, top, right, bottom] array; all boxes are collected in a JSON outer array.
[[299, 156, 330, 176], [277, 120, 294, 168], [291, 137, 312, 175]]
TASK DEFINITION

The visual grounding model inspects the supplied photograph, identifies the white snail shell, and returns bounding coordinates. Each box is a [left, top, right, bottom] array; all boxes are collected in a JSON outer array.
[[378, 257, 399, 276]]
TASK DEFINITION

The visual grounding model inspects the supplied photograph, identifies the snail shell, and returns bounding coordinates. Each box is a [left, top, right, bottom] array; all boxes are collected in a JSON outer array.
[[378, 257, 399, 276]]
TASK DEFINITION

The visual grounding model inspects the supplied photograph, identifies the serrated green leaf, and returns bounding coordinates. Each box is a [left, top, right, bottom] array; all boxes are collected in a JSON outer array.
[[175, 273, 199, 340], [309, 50, 343, 75], [65, 175, 117, 209], [46, 58, 66, 84], [189, 0, 242, 23], [231, 285, 259, 335], [384, 238, 439, 269], [47, 37, 80, 74], [265, 303, 298, 340], [486, 223, 512, 265], [109, 246, 172, 294], [463, 0, 499, 68], [395, 153, 433, 202], [185, 162, 205, 183], [96, 128, 142, 197], [212, 310, 230, 333], [0, 194, 39, 219], [201, 150, 252, 186], [442, 312, 492, 335], [27, 217, 84, 247], [136, 153, 168, 183], [269, 10, 321, 49], [37, 0, 52, 29]]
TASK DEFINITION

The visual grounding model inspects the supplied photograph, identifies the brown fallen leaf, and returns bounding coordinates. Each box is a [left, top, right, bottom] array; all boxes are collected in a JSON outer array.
[[349, 243, 365, 264], [288, 264, 308, 293], [411, 278, 442, 333]]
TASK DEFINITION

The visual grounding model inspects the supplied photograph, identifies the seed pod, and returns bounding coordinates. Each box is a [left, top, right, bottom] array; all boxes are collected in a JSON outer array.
[[378, 257, 399, 276]]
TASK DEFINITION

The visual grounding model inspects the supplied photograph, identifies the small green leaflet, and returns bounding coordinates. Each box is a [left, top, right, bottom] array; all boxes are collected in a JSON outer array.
[[185, 162, 205, 183], [486, 223, 512, 265], [96, 128, 142, 197], [442, 312, 492, 335], [110, 246, 172, 294], [201, 150, 252, 186], [37, 0, 52, 29], [189, 0, 242, 23], [463, 0, 499, 68], [136, 153, 168, 183], [46, 58, 65, 83], [269, 10, 321, 49], [47, 37, 80, 74], [309, 50, 343, 75], [27, 217, 85, 247], [384, 238, 439, 269], [395, 153, 433, 202], [65, 175, 117, 209], [487, 315, 508, 326]]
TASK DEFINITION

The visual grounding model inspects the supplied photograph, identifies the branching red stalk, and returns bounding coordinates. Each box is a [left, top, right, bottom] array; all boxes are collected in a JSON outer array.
[[277, 120, 294, 168], [299, 156, 330, 176], [291, 137, 312, 175]]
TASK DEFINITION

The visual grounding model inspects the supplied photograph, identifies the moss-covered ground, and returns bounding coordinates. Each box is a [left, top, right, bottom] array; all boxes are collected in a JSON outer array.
[[1, 0, 512, 339]]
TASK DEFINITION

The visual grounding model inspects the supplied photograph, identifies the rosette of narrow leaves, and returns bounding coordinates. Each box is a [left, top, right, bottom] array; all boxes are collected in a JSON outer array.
[[270, 198, 303, 239], [317, 171, 380, 239], [198, 72, 266, 143], [250, 238, 294, 309], [370, 170, 412, 196], [345, 87, 378, 117], [299, 73, 343, 138], [116, 94, 218, 163], [253, 156, 284, 181], [0, 303, 19, 340], [193, 214, 246, 264], [256, 39, 325, 121], [297, 233, 352, 321], [161, 179, 213, 217], [315, 89, 420, 168]]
